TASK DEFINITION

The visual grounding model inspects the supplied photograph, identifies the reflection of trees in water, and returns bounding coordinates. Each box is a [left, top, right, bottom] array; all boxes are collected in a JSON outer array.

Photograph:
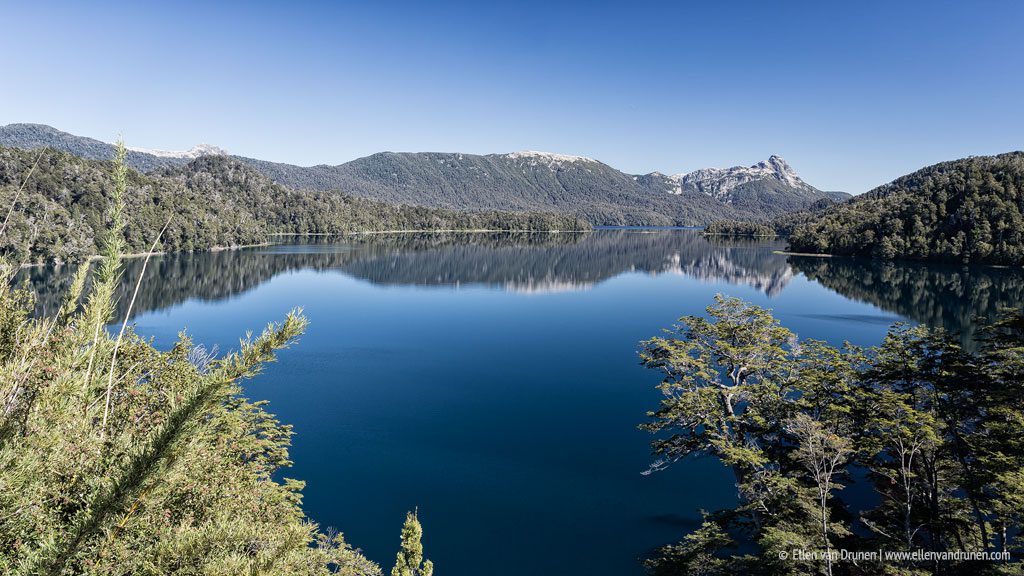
[[19, 230, 794, 319], [788, 256, 1024, 344]]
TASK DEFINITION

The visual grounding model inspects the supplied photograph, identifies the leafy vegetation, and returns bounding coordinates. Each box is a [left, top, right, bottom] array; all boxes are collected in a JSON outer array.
[[0, 146, 589, 264], [0, 143, 431, 575], [787, 152, 1024, 264], [640, 295, 1024, 575], [703, 219, 777, 237]]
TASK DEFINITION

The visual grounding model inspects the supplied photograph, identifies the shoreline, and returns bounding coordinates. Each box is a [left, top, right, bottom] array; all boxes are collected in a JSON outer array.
[[18, 241, 277, 269], [773, 250, 834, 257], [15, 228, 593, 268], [703, 232, 778, 239], [92, 241, 278, 260], [269, 228, 592, 236]]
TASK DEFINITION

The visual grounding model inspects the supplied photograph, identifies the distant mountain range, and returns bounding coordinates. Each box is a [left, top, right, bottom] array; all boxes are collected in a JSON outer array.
[[0, 123, 849, 225]]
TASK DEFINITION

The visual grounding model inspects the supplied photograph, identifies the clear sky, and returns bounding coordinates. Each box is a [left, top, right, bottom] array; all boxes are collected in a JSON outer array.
[[1, 0, 1021, 193]]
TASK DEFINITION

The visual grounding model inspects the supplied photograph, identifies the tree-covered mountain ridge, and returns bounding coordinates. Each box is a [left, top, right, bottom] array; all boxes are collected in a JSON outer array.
[[0, 146, 588, 264], [787, 151, 1024, 264], [0, 123, 848, 225]]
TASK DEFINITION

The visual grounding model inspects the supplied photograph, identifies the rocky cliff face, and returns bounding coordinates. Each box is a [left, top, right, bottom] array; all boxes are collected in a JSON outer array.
[[673, 155, 816, 203]]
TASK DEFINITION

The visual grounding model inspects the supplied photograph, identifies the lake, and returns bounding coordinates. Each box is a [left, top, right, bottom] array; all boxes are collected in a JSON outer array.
[[19, 229, 1024, 575]]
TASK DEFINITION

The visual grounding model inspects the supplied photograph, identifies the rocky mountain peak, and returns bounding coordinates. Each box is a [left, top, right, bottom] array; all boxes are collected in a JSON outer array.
[[672, 155, 814, 201]]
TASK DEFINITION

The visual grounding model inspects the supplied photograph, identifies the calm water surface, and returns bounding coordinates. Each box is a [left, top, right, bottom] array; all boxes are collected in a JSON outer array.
[[21, 230, 1024, 575]]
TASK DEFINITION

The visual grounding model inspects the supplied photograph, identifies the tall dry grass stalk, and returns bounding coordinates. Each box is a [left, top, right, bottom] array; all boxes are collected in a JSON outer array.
[[100, 217, 171, 440]]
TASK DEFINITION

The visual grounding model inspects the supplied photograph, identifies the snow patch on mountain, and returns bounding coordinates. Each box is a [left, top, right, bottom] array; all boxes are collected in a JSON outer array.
[[504, 150, 597, 166], [127, 143, 228, 159]]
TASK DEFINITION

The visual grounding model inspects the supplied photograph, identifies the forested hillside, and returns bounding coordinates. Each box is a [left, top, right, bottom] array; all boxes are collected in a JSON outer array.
[[0, 147, 587, 264], [787, 152, 1024, 264], [0, 124, 849, 226]]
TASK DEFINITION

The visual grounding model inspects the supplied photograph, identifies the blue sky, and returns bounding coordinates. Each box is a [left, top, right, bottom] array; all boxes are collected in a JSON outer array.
[[1, 0, 1021, 193]]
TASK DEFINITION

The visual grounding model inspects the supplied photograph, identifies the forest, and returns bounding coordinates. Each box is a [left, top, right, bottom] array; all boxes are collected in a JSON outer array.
[[640, 295, 1024, 575], [0, 146, 589, 265], [703, 219, 778, 237], [786, 153, 1024, 264]]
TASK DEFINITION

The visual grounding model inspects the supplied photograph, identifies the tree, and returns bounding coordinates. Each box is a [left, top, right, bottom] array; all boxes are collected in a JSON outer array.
[[786, 414, 853, 576], [644, 519, 738, 576], [640, 297, 1024, 574], [391, 510, 433, 576], [639, 294, 797, 486]]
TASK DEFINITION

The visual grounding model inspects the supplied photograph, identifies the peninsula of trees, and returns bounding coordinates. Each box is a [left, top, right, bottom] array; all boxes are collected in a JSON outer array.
[[702, 219, 777, 238]]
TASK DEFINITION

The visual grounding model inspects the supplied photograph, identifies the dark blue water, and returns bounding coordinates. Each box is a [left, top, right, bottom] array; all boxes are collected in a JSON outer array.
[[21, 230, 1024, 575]]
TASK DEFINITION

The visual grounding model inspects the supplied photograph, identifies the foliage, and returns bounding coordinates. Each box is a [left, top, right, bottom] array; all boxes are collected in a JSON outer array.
[[0, 144, 386, 575], [787, 152, 1024, 264], [640, 296, 1024, 575], [391, 510, 433, 576]]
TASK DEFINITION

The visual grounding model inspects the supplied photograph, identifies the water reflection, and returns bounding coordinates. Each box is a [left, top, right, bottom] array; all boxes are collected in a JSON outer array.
[[18, 230, 793, 318], [788, 256, 1024, 344], [17, 231, 1024, 342]]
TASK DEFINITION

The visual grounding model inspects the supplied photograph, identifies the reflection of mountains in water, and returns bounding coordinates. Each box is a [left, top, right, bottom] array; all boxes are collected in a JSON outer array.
[[789, 256, 1024, 345], [19, 230, 793, 319], [335, 231, 792, 295]]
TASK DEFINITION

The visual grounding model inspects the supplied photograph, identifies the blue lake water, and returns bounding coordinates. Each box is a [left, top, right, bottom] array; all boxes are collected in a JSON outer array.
[[21, 229, 1024, 575]]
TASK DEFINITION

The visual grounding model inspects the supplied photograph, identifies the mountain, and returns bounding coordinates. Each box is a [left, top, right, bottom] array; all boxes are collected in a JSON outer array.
[[0, 146, 587, 264], [236, 150, 847, 225], [672, 155, 849, 212], [0, 123, 215, 172], [243, 150, 756, 226], [787, 151, 1024, 264], [0, 123, 848, 225]]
